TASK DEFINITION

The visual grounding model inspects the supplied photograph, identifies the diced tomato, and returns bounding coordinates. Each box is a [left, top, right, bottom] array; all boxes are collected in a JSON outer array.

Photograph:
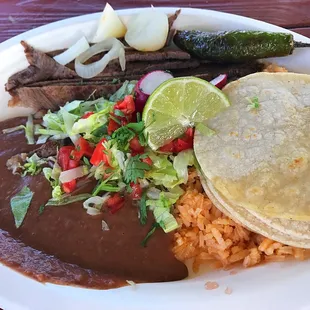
[[90, 138, 110, 166], [114, 95, 135, 116], [141, 156, 153, 166], [106, 193, 125, 214], [107, 117, 121, 135], [159, 128, 194, 153], [129, 136, 144, 153], [159, 141, 175, 153], [71, 137, 94, 161], [58, 146, 75, 170], [174, 138, 193, 153], [62, 180, 77, 193], [58, 146, 80, 193], [81, 111, 94, 119], [184, 128, 194, 140], [130, 182, 142, 200]]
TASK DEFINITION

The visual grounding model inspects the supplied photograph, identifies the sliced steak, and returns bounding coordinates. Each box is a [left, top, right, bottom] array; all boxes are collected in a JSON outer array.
[[6, 41, 77, 92], [8, 83, 122, 110], [29, 141, 59, 158]]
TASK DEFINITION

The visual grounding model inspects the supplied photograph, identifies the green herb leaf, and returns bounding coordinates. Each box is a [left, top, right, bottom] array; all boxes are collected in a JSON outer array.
[[23, 153, 46, 176], [141, 222, 160, 247], [112, 126, 135, 152], [126, 121, 144, 133], [247, 96, 260, 110], [83, 156, 91, 167], [10, 186, 34, 228], [38, 204, 45, 215], [124, 154, 152, 184], [139, 192, 148, 225], [45, 193, 91, 206], [114, 109, 125, 117]]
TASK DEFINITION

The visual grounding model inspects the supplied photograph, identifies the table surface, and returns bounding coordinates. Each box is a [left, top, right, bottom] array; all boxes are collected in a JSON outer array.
[[1, 0, 310, 43]]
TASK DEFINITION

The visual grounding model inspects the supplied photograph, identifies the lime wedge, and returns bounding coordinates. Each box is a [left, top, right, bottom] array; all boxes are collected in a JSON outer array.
[[142, 77, 230, 150]]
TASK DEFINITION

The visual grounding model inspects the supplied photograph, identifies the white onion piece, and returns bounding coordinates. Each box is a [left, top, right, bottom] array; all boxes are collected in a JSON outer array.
[[75, 38, 125, 79], [83, 195, 110, 210], [86, 207, 101, 216], [102, 220, 110, 231], [54, 36, 90, 66], [59, 165, 89, 183], [125, 9, 168, 52], [91, 3, 127, 43]]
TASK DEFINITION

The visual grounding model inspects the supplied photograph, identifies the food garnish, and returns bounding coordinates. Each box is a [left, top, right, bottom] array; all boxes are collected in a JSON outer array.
[[91, 3, 127, 43], [125, 9, 169, 52], [10, 186, 34, 228], [246, 96, 260, 110], [142, 77, 230, 150]]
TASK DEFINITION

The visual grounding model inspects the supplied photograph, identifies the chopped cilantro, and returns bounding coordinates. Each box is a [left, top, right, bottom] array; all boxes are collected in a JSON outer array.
[[112, 126, 135, 152], [124, 154, 151, 184], [139, 192, 148, 225], [247, 96, 260, 110], [141, 222, 160, 247], [114, 109, 125, 117], [109, 114, 121, 125], [38, 204, 46, 215], [126, 121, 144, 133], [83, 156, 91, 167]]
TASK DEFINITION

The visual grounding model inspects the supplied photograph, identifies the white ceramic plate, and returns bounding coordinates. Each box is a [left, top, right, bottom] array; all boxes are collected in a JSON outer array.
[[1, 7, 310, 310]]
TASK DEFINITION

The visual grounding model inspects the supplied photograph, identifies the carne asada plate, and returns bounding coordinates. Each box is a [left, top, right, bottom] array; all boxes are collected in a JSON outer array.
[[0, 6, 310, 310]]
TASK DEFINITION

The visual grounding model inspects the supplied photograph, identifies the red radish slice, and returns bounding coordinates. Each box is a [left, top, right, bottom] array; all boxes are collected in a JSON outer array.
[[140, 71, 174, 95], [134, 83, 150, 114], [134, 70, 173, 113], [210, 74, 228, 89]]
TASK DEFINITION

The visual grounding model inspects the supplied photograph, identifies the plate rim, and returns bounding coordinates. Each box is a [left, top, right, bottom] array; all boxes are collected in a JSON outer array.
[[1, 6, 310, 310]]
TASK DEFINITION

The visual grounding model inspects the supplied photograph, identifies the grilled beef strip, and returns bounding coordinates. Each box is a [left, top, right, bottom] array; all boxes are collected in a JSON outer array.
[[6, 40, 264, 111], [6, 41, 77, 92]]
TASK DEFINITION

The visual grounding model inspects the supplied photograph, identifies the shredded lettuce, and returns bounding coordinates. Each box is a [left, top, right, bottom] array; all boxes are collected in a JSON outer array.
[[3, 116, 34, 145], [23, 153, 46, 176], [25, 115, 35, 144], [145, 152, 179, 188], [173, 150, 195, 184], [43, 161, 63, 199], [52, 185, 63, 200], [71, 101, 113, 135], [10, 186, 33, 228], [109, 80, 137, 102], [145, 189, 182, 233], [153, 206, 179, 233], [45, 193, 91, 206], [60, 107, 80, 144]]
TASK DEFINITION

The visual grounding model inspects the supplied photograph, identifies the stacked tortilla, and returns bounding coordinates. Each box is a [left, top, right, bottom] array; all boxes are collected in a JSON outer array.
[[194, 72, 310, 248]]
